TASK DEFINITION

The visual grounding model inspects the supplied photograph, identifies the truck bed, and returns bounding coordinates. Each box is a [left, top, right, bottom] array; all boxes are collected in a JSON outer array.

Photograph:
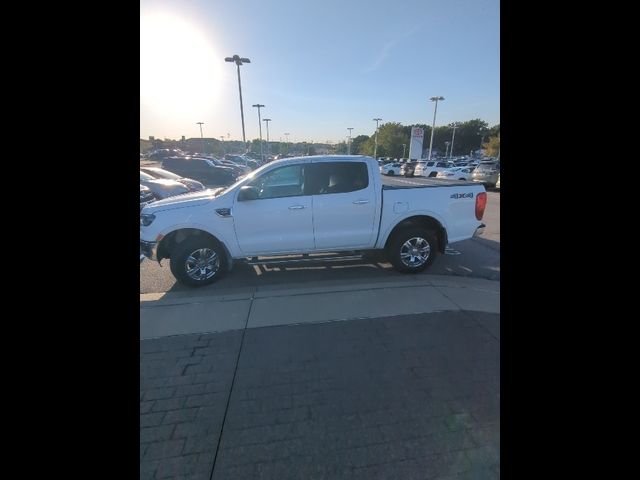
[[381, 175, 472, 189]]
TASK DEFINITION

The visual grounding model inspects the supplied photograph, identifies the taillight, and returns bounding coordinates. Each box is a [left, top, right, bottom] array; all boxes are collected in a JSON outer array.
[[475, 192, 487, 220]]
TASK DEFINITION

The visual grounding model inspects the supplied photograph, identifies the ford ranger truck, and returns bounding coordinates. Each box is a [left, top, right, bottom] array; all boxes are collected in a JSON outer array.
[[140, 155, 487, 287]]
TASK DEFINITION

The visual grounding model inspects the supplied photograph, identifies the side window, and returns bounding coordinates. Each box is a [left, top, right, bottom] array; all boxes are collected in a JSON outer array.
[[427, 161, 435, 167], [249, 164, 304, 199], [305, 162, 369, 195], [436, 162, 447, 168]]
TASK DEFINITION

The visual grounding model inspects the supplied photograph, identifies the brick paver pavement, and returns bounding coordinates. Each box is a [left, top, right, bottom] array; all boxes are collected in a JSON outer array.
[[140, 310, 499, 480]]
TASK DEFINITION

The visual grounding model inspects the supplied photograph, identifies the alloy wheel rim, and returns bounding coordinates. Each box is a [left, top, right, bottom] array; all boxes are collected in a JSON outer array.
[[185, 248, 220, 281], [400, 237, 430, 267]]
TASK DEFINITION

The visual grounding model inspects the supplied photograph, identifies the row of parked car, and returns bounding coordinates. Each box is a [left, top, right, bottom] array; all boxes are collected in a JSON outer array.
[[379, 158, 500, 188], [139, 153, 270, 210]]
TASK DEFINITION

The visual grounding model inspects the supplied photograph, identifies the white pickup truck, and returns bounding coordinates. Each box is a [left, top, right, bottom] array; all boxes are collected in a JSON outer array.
[[140, 155, 487, 287]]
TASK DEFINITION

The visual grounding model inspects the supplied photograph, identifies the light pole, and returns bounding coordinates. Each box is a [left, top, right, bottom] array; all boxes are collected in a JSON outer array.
[[427, 96, 444, 162], [224, 55, 251, 145], [252, 104, 265, 162], [284, 132, 290, 155], [263, 118, 271, 158], [373, 118, 382, 159], [444, 141, 451, 158], [449, 123, 459, 159], [402, 144, 406, 159], [347, 127, 354, 155], [196, 122, 205, 154]]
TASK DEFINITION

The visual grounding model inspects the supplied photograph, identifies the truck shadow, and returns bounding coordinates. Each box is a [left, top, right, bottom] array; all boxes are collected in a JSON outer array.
[[162, 238, 500, 294]]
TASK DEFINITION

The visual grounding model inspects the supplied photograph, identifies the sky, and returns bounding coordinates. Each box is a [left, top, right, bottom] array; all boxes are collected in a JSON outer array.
[[140, 0, 499, 144]]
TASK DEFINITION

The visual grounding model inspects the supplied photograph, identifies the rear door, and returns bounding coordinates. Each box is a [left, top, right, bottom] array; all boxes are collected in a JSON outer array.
[[306, 160, 377, 249]]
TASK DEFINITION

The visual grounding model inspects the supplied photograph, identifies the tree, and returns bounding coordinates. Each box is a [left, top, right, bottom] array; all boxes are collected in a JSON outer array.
[[350, 135, 370, 155], [362, 122, 409, 158], [335, 141, 348, 154], [482, 135, 500, 157]]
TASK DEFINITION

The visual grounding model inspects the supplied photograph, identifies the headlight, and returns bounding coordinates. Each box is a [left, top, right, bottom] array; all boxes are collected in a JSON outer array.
[[140, 213, 156, 226]]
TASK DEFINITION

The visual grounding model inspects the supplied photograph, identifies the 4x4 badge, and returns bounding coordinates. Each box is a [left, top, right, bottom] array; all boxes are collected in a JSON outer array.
[[450, 192, 474, 199]]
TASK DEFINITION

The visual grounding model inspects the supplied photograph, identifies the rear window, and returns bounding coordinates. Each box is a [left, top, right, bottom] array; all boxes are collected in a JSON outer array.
[[305, 162, 369, 195], [476, 163, 497, 172]]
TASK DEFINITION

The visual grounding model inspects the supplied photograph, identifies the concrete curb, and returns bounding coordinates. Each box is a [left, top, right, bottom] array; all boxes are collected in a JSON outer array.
[[140, 275, 500, 339]]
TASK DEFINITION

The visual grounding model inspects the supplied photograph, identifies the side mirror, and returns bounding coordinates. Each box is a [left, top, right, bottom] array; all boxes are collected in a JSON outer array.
[[238, 185, 259, 201]]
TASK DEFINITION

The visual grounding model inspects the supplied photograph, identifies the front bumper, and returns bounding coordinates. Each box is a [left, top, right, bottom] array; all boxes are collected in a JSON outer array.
[[474, 223, 486, 237], [140, 239, 159, 261]]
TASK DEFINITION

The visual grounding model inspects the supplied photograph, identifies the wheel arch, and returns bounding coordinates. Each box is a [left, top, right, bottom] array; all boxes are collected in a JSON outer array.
[[157, 228, 233, 270], [383, 215, 448, 254]]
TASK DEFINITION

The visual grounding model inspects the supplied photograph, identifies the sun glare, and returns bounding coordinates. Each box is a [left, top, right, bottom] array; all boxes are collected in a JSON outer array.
[[140, 13, 221, 119]]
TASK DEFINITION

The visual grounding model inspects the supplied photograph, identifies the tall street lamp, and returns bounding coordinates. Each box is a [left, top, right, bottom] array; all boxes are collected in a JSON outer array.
[[263, 118, 271, 157], [284, 132, 290, 154], [402, 144, 406, 159], [444, 141, 451, 158], [252, 104, 265, 162], [449, 123, 459, 159], [196, 122, 205, 154], [373, 118, 382, 159], [347, 127, 354, 155], [224, 55, 251, 145], [427, 96, 445, 162]]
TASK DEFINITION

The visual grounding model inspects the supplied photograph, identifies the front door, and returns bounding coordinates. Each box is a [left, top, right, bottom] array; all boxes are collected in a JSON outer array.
[[232, 162, 315, 255]]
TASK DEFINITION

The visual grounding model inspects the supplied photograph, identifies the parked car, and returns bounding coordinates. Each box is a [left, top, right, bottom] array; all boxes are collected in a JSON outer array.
[[140, 184, 155, 210], [436, 166, 476, 181], [380, 162, 402, 175], [414, 160, 454, 177], [225, 155, 258, 170], [141, 155, 487, 287], [162, 156, 236, 187], [140, 166, 205, 192], [200, 157, 251, 176], [148, 149, 183, 160], [140, 171, 190, 199], [471, 161, 500, 188], [400, 162, 418, 177]]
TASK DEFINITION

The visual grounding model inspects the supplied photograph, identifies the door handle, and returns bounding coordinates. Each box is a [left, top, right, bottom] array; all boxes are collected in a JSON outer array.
[[288, 205, 306, 210], [352, 199, 369, 205]]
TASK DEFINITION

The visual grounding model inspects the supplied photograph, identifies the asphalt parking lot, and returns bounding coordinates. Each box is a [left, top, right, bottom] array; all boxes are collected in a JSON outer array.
[[140, 191, 499, 295]]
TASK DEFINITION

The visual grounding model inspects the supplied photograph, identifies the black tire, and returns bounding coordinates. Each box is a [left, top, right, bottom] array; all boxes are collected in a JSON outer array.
[[387, 170, 395, 176], [170, 237, 226, 287], [386, 228, 438, 274]]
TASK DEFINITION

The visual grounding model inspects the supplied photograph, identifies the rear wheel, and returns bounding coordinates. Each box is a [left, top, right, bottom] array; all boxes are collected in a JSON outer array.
[[387, 170, 395, 176], [387, 228, 438, 273], [170, 237, 226, 287]]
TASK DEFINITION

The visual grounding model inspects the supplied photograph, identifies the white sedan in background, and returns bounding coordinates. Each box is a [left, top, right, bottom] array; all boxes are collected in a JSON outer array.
[[436, 166, 476, 181], [380, 162, 402, 175]]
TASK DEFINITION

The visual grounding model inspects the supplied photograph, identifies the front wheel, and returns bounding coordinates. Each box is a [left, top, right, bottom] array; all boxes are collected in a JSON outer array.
[[387, 228, 438, 273], [170, 237, 226, 287], [387, 171, 395, 176]]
